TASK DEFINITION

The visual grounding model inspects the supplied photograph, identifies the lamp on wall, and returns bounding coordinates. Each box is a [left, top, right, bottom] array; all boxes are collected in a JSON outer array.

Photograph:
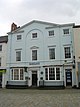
[[41, 71, 43, 74]]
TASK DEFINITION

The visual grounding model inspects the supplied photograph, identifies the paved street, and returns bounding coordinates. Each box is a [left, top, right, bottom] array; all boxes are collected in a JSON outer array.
[[0, 88, 80, 107]]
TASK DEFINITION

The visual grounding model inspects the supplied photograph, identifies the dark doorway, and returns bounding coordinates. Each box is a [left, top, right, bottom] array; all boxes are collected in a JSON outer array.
[[32, 71, 37, 86], [0, 73, 2, 88], [66, 69, 72, 86]]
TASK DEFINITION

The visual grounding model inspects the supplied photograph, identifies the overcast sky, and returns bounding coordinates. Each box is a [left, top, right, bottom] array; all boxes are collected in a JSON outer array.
[[0, 0, 80, 35]]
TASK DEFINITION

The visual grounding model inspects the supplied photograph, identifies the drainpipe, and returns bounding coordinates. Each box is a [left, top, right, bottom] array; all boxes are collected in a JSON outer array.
[[71, 26, 77, 87]]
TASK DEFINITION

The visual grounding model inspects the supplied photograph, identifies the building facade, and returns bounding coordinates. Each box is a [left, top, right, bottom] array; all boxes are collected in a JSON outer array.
[[0, 36, 8, 88], [6, 20, 76, 88], [73, 26, 80, 87]]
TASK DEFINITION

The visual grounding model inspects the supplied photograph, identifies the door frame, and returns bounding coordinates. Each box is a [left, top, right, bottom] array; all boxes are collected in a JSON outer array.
[[65, 69, 72, 86], [32, 71, 37, 86]]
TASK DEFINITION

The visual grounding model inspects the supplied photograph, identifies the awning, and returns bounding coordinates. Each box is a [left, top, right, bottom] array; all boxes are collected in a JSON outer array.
[[0, 70, 6, 73]]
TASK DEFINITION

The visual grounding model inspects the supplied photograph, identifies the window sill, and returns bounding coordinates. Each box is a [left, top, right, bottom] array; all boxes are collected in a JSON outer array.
[[49, 59, 55, 60], [48, 36, 55, 38], [10, 80, 26, 81], [31, 38, 38, 40], [45, 80, 61, 81], [63, 34, 70, 36]]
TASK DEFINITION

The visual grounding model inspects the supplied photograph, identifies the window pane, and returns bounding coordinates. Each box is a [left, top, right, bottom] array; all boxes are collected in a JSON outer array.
[[20, 69, 24, 80], [32, 50, 37, 60], [16, 51, 21, 61], [49, 48, 55, 59], [45, 68, 48, 80], [64, 47, 71, 58], [49, 68, 55, 80], [56, 68, 60, 80], [14, 69, 19, 80]]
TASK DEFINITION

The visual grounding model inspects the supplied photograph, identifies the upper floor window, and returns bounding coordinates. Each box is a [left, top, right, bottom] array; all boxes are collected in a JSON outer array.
[[0, 45, 2, 51], [32, 33, 37, 38], [64, 47, 71, 58], [32, 50, 37, 60], [49, 48, 55, 59], [63, 29, 69, 35], [17, 35, 22, 40], [49, 30, 54, 36], [16, 51, 21, 61]]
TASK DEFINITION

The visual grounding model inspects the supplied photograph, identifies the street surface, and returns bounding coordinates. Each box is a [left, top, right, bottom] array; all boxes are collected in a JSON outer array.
[[0, 88, 80, 107]]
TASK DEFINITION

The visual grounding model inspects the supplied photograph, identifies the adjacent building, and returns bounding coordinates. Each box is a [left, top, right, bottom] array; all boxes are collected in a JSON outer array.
[[0, 36, 8, 88], [6, 20, 77, 88], [73, 25, 80, 87]]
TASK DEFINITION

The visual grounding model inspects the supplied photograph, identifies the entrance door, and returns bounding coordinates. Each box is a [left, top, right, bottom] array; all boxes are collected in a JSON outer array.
[[66, 69, 72, 86], [0, 73, 2, 87], [32, 71, 37, 86]]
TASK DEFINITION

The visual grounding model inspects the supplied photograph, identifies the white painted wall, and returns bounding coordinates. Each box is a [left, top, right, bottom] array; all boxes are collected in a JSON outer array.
[[7, 22, 73, 67], [7, 21, 75, 86], [0, 42, 7, 87]]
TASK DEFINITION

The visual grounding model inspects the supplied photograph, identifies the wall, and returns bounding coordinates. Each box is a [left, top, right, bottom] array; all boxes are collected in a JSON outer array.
[[73, 28, 80, 87]]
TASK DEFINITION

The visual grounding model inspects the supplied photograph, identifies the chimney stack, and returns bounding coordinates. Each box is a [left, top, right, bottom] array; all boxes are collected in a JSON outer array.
[[11, 23, 17, 32]]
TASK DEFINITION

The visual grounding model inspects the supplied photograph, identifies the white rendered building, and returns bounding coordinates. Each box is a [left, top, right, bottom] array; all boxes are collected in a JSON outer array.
[[0, 36, 8, 88], [6, 20, 76, 88]]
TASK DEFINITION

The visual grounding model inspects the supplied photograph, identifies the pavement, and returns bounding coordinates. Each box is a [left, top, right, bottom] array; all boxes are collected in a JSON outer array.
[[0, 88, 80, 107]]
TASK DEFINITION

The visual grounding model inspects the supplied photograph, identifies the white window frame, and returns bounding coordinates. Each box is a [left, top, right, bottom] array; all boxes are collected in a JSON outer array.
[[49, 48, 55, 59], [32, 49, 37, 61], [64, 47, 71, 59], [16, 51, 21, 61], [11, 68, 24, 81], [17, 35, 22, 40], [32, 33, 37, 39], [63, 29, 69, 35], [49, 30, 54, 36], [45, 67, 61, 81], [56, 68, 60, 80]]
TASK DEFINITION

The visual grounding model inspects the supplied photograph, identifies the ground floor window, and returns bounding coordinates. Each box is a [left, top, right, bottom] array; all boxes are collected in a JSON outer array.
[[12, 68, 24, 80], [45, 67, 60, 80]]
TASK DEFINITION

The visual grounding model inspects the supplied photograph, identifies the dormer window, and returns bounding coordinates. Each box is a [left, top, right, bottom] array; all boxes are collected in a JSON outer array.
[[32, 33, 37, 38], [17, 35, 22, 40], [49, 30, 54, 36]]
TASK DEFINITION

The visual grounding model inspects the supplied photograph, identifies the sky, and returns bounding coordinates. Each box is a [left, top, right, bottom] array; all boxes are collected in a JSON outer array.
[[0, 0, 80, 36]]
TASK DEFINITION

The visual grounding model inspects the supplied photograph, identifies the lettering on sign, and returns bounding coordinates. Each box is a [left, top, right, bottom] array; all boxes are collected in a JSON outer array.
[[29, 62, 40, 65]]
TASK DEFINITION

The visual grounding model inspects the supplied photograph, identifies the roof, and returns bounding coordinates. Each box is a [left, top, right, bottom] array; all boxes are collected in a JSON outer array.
[[7, 20, 59, 34], [0, 36, 8, 43], [73, 25, 80, 28], [7, 20, 75, 34]]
